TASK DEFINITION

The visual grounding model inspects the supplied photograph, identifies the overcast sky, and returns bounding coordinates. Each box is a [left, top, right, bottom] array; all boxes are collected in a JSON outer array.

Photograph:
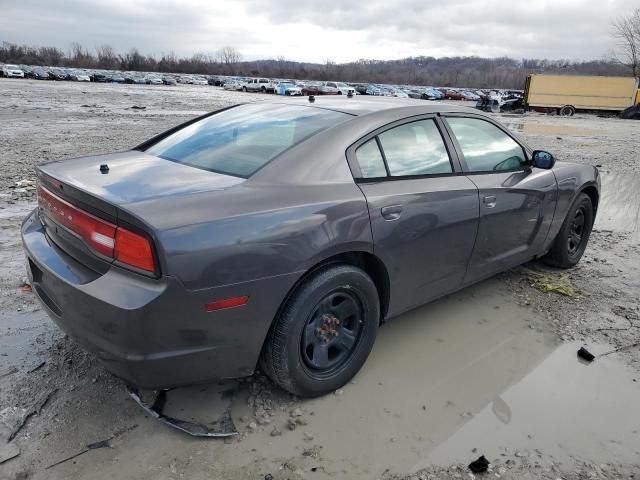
[[1, 0, 636, 63]]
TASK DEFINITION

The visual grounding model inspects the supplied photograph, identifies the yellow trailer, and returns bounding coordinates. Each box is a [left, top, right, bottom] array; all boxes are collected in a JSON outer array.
[[524, 74, 639, 116]]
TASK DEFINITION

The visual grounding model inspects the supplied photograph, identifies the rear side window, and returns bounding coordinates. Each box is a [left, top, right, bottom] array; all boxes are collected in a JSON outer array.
[[145, 104, 351, 177], [446, 117, 526, 172], [378, 119, 452, 176], [355, 139, 387, 178]]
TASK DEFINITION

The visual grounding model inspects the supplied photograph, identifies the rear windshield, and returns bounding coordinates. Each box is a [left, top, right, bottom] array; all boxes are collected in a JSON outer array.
[[145, 103, 351, 177]]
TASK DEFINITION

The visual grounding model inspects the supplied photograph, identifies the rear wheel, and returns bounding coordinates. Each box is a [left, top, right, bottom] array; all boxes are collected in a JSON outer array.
[[559, 105, 575, 116], [542, 193, 593, 268], [261, 265, 380, 397], [242, 86, 247, 92]]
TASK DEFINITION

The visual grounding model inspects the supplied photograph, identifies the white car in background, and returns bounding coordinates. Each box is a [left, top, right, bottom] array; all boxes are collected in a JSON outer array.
[[191, 76, 208, 85], [275, 81, 302, 96], [71, 71, 91, 82], [243, 78, 276, 93], [324, 81, 356, 95], [144, 74, 163, 85], [2, 64, 25, 78], [223, 79, 244, 91]]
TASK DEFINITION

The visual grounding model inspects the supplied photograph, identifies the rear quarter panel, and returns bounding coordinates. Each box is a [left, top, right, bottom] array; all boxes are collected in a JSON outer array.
[[133, 182, 373, 290]]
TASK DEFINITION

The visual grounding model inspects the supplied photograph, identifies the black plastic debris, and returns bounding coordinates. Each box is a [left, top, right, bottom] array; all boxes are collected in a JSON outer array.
[[46, 425, 137, 469], [468, 455, 490, 473], [127, 387, 237, 437], [577, 347, 595, 362]]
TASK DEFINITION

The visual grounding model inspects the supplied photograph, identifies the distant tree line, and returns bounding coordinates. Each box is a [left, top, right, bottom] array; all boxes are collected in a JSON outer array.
[[0, 40, 632, 89]]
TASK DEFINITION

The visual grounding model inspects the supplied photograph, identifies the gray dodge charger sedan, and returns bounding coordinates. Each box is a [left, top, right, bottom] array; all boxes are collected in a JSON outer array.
[[22, 97, 600, 397]]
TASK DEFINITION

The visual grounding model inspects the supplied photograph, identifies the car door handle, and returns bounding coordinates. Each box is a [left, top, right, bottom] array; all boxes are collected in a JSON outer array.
[[483, 195, 497, 208], [381, 205, 403, 221]]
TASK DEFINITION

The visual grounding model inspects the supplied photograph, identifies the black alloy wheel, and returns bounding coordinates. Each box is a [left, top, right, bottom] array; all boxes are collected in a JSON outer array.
[[300, 290, 363, 376]]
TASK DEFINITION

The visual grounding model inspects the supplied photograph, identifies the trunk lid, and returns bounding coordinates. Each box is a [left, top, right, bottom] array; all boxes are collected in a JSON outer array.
[[36, 151, 244, 275], [38, 150, 244, 206]]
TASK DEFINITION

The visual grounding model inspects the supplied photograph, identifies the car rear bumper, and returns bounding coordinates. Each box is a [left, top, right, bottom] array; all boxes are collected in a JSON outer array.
[[22, 209, 300, 388]]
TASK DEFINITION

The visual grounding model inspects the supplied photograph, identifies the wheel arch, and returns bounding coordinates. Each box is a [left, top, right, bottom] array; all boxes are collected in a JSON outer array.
[[277, 250, 391, 327], [580, 184, 599, 213]]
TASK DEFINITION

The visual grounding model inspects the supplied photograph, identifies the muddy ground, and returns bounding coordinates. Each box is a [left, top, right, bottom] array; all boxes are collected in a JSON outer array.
[[0, 79, 639, 480]]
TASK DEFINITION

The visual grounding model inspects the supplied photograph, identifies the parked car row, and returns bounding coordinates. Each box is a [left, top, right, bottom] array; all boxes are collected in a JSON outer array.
[[1, 64, 524, 104]]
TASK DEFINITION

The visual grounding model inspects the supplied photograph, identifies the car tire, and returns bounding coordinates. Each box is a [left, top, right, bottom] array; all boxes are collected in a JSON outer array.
[[542, 193, 594, 268], [242, 86, 247, 92], [559, 105, 575, 116], [261, 87, 266, 93], [260, 264, 380, 397]]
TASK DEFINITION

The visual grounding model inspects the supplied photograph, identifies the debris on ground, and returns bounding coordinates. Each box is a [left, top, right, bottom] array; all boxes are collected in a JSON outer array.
[[599, 342, 640, 357], [577, 347, 595, 362], [129, 105, 146, 110], [13, 180, 35, 188], [128, 387, 237, 437], [19, 283, 32, 293], [0, 389, 56, 442], [0, 366, 18, 379], [286, 418, 297, 431], [527, 270, 576, 297], [0, 442, 20, 464], [468, 455, 490, 473], [27, 361, 45, 373], [46, 425, 138, 469]]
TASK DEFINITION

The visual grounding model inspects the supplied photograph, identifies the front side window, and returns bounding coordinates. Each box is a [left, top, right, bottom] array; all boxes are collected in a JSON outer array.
[[145, 104, 351, 177], [378, 119, 452, 176], [447, 117, 526, 172]]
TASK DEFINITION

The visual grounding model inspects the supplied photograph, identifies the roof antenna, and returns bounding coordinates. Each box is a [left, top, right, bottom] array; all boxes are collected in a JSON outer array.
[[308, 95, 315, 103]]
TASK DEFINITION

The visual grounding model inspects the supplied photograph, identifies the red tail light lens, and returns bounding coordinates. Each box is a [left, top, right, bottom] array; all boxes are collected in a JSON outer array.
[[38, 185, 155, 274], [114, 227, 155, 272]]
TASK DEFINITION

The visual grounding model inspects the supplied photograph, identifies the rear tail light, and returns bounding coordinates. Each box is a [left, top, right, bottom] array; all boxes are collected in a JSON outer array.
[[114, 227, 155, 272], [37, 185, 156, 274]]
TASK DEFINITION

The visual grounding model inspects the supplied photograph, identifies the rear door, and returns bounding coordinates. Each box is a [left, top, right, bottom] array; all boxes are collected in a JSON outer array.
[[442, 115, 557, 283], [347, 116, 480, 317]]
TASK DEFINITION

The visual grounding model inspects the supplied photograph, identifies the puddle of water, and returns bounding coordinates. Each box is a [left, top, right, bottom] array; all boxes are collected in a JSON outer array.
[[505, 123, 602, 137], [595, 170, 640, 240], [422, 341, 640, 468], [215, 279, 562, 476]]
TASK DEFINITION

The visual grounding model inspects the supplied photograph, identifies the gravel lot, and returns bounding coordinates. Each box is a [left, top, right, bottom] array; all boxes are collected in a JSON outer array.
[[1, 79, 639, 480]]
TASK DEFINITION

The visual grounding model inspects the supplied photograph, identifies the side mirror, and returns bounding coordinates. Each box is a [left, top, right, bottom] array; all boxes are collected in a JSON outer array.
[[531, 150, 555, 169]]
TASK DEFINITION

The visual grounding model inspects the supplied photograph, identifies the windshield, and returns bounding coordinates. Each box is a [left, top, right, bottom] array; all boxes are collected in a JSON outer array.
[[145, 103, 351, 178], [5, 65, 19, 69]]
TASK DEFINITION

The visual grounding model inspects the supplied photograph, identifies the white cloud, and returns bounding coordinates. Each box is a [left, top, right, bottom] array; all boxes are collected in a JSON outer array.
[[0, 0, 636, 62]]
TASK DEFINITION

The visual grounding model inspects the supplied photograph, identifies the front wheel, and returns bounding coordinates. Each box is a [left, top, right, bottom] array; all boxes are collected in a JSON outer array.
[[542, 193, 594, 268], [260, 265, 380, 397]]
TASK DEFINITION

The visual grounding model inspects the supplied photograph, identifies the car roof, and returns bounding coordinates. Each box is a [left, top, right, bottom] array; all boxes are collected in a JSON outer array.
[[248, 97, 497, 186], [266, 96, 478, 117]]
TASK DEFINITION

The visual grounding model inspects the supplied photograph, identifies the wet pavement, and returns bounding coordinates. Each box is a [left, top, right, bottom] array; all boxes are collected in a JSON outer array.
[[596, 170, 640, 240], [3, 276, 638, 479]]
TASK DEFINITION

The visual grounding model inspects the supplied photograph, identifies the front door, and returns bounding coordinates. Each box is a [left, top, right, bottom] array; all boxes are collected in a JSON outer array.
[[443, 115, 557, 283]]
